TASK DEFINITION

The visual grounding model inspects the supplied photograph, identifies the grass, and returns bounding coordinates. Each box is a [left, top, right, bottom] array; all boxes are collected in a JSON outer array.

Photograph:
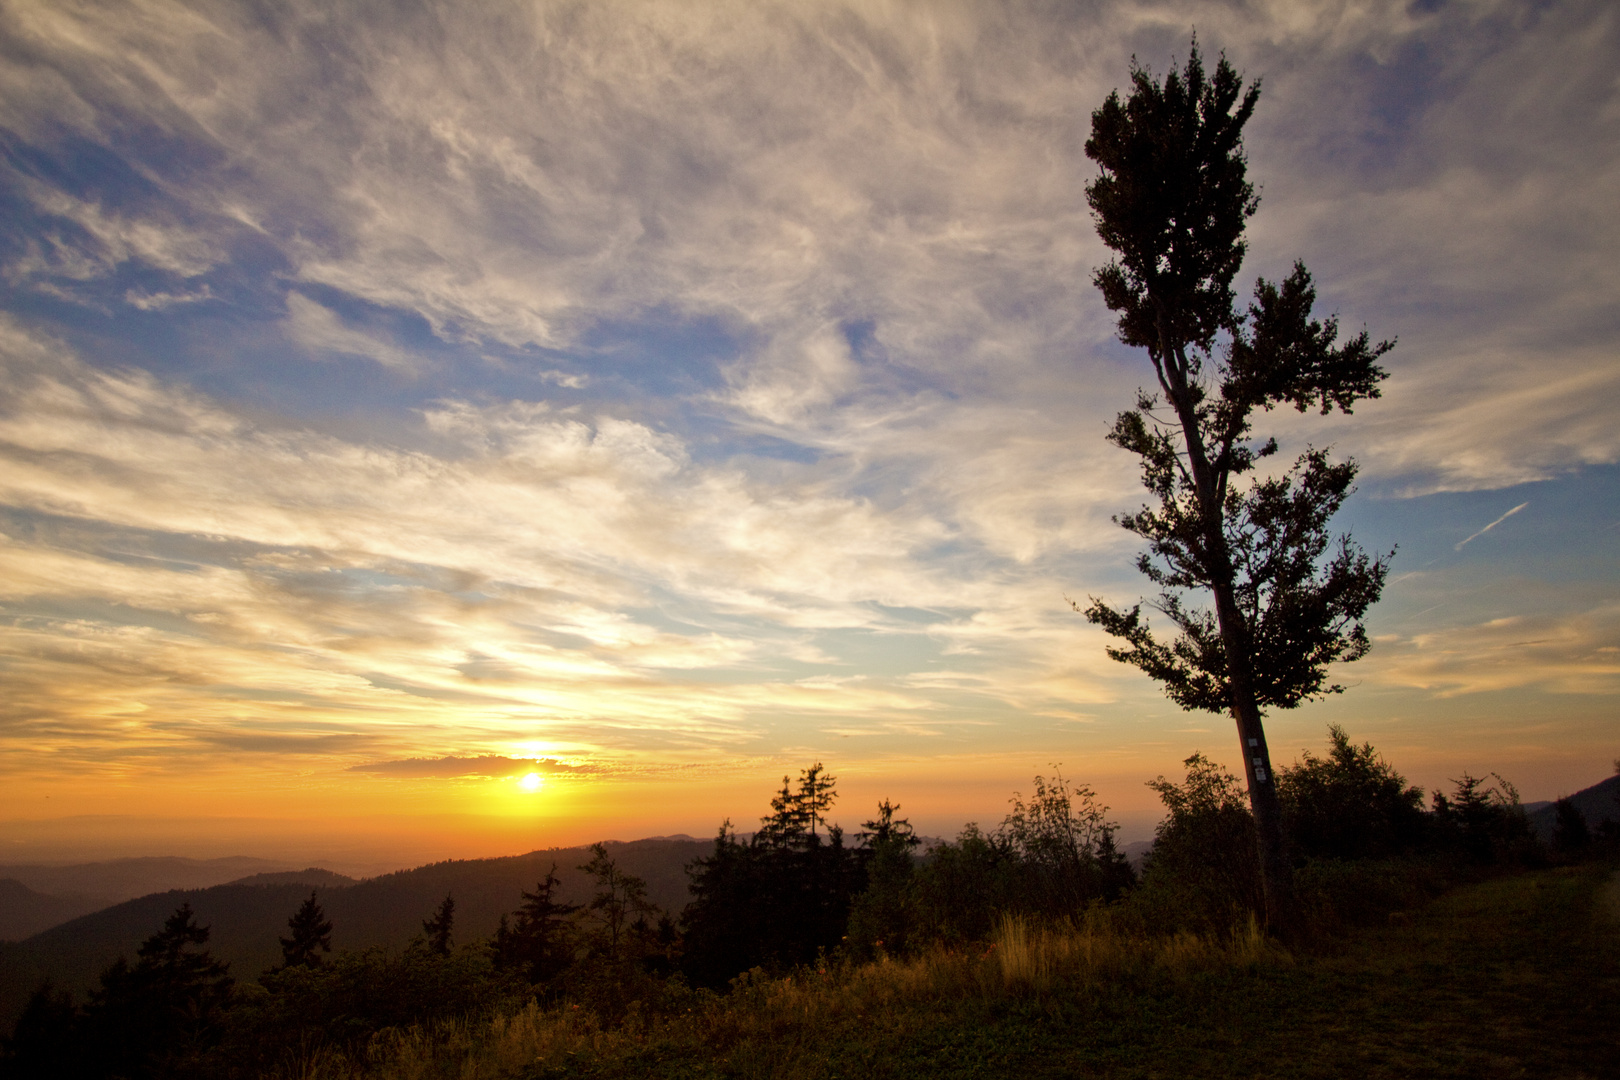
[[280, 864, 1619, 1080]]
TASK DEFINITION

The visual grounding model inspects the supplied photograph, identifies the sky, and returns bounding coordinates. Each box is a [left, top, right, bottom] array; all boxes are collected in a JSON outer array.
[[0, 0, 1616, 871]]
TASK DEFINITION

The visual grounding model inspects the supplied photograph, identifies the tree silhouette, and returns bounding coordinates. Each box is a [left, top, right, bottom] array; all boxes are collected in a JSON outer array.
[[1277, 725, 1425, 860], [422, 893, 455, 956], [495, 864, 579, 985], [682, 767, 866, 986], [279, 891, 333, 969], [84, 903, 234, 1078], [757, 762, 838, 847], [847, 800, 922, 956], [578, 843, 657, 962], [1552, 797, 1591, 855], [856, 798, 920, 851], [1080, 41, 1394, 928]]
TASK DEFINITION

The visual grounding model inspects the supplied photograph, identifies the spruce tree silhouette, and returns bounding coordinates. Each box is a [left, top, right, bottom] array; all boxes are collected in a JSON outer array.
[[422, 893, 455, 957], [496, 864, 579, 985], [1552, 797, 1591, 854], [84, 903, 234, 1078], [278, 891, 333, 969], [1080, 41, 1394, 929]]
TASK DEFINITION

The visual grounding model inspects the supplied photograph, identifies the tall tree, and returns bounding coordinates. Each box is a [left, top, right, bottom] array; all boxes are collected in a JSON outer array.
[[1080, 42, 1394, 928], [279, 891, 333, 969], [495, 864, 579, 984], [83, 904, 234, 1078], [422, 893, 455, 957], [577, 842, 657, 962], [757, 762, 838, 846]]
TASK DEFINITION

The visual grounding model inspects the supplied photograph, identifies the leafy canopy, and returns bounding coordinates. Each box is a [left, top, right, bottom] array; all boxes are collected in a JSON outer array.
[[1081, 43, 1394, 714]]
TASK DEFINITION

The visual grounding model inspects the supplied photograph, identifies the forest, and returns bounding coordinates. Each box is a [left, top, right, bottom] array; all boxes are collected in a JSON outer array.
[[2, 727, 1613, 1080]]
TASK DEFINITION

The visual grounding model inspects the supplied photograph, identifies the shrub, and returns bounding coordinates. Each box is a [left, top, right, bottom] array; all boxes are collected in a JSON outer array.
[[1276, 725, 1426, 860], [1130, 753, 1263, 933]]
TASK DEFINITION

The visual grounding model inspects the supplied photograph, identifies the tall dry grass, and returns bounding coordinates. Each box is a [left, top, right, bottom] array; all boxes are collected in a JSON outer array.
[[261, 917, 1288, 1079]]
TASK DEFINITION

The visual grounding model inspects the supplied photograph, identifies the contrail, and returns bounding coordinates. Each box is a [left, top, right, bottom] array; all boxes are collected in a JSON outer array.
[[1454, 501, 1529, 551]]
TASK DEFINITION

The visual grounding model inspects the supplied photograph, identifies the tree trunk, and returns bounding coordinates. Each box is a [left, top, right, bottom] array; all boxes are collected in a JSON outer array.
[[1213, 594, 1296, 934], [1159, 342, 1296, 934]]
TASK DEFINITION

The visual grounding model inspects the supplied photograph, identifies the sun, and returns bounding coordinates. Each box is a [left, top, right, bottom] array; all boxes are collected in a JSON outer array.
[[518, 772, 543, 793]]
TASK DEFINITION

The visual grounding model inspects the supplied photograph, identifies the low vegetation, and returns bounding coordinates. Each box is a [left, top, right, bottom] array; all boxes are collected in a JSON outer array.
[[3, 731, 1616, 1079]]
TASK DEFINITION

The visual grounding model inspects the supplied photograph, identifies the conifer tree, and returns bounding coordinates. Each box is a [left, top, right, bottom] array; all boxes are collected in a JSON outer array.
[[422, 893, 455, 957], [279, 891, 333, 969], [496, 864, 579, 984], [1080, 42, 1394, 928], [84, 904, 234, 1078]]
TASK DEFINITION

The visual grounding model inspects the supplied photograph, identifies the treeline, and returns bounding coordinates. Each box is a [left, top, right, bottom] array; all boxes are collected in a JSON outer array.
[[3, 730, 1615, 1079]]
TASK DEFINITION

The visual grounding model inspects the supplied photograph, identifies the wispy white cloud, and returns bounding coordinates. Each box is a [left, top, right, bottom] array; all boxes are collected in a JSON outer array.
[[0, 317, 1140, 773], [285, 293, 420, 372]]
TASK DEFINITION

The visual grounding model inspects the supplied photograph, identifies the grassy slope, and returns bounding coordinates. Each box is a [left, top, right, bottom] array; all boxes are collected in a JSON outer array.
[[528, 865, 1618, 1080]]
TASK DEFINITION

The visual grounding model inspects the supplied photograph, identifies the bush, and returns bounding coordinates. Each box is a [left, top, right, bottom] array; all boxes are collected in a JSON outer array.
[[1128, 753, 1263, 934], [1430, 773, 1540, 865], [1277, 725, 1426, 860]]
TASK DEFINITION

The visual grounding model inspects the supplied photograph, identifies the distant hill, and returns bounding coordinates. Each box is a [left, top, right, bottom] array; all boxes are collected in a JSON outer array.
[[1527, 773, 1619, 841], [0, 880, 104, 943], [0, 837, 711, 1029], [225, 868, 358, 889], [0, 856, 300, 907]]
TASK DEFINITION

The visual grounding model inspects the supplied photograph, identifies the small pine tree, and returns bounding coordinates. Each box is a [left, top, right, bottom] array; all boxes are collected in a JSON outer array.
[[1276, 725, 1426, 860], [848, 800, 922, 956], [495, 864, 579, 984], [422, 893, 455, 957], [279, 891, 333, 969], [856, 798, 920, 851]]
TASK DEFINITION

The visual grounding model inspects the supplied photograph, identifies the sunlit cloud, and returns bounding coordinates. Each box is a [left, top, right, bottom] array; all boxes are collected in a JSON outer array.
[[348, 755, 594, 779], [1369, 604, 1620, 697]]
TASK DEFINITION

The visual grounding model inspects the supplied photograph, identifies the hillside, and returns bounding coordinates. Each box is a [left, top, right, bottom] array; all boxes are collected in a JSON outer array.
[[0, 880, 103, 943], [0, 836, 710, 1028], [1527, 772, 1620, 840], [0, 856, 301, 907], [225, 869, 359, 889]]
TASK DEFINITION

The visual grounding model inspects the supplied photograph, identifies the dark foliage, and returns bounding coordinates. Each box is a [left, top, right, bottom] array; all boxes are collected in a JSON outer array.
[[277, 891, 332, 970], [1, 904, 234, 1080], [1132, 753, 1263, 932], [223, 944, 512, 1075], [492, 865, 579, 987], [1431, 773, 1537, 865], [420, 893, 455, 957], [1276, 725, 1426, 860], [576, 843, 658, 964], [681, 765, 868, 987], [0, 983, 79, 1080], [845, 800, 921, 957], [1441, 774, 1549, 870], [1551, 798, 1591, 855], [905, 774, 1134, 945]]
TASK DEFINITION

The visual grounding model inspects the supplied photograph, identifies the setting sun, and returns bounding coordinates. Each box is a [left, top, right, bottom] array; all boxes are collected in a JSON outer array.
[[519, 773, 543, 793]]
